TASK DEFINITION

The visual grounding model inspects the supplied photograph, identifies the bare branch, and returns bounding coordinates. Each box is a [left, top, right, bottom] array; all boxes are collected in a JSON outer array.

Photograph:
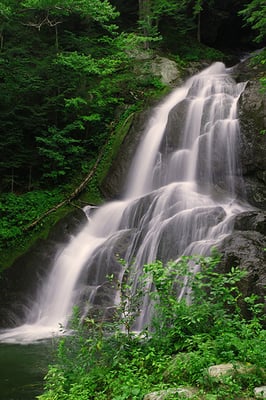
[[21, 10, 62, 30]]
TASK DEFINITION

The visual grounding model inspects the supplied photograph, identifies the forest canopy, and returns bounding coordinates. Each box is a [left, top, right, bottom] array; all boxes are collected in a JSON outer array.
[[0, 0, 265, 192]]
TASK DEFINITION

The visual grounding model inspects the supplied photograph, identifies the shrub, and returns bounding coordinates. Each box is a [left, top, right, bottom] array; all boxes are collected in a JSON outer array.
[[38, 253, 266, 400]]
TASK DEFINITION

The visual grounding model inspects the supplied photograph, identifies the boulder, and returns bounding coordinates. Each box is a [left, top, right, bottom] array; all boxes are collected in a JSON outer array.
[[144, 387, 195, 400], [217, 211, 266, 320], [254, 386, 266, 399], [150, 56, 181, 85], [208, 363, 235, 378]]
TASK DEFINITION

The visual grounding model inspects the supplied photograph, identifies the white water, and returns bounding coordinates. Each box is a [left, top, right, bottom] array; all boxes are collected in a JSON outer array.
[[0, 62, 251, 343]]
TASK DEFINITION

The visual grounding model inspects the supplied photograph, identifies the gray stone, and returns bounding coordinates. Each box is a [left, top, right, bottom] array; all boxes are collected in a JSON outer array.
[[208, 363, 235, 377], [150, 56, 180, 85], [254, 386, 266, 398], [235, 60, 266, 209], [218, 227, 266, 321], [233, 211, 266, 235], [144, 387, 195, 400]]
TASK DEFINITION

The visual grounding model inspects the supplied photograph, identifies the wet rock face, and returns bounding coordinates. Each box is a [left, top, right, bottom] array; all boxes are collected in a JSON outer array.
[[159, 99, 188, 153], [233, 59, 266, 209], [239, 81, 266, 208], [101, 108, 154, 200], [0, 239, 58, 328], [0, 209, 87, 328], [218, 211, 266, 321]]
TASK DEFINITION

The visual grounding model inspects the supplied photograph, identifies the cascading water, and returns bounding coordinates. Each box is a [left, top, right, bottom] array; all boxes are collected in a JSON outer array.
[[0, 62, 252, 343]]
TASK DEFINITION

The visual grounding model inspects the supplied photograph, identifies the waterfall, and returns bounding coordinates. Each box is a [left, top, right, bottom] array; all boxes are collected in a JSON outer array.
[[0, 62, 251, 343]]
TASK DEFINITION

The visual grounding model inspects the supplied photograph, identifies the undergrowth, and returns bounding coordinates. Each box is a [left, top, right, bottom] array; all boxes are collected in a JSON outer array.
[[38, 252, 266, 400]]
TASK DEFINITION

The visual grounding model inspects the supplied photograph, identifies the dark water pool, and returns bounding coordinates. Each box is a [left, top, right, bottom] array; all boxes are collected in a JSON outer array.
[[0, 341, 55, 400]]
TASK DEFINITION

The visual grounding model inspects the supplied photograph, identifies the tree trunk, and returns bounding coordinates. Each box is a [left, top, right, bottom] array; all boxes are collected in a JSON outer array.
[[138, 0, 152, 49], [28, 166, 32, 191], [197, 12, 201, 43], [11, 168, 14, 193], [55, 24, 59, 50], [0, 32, 3, 50]]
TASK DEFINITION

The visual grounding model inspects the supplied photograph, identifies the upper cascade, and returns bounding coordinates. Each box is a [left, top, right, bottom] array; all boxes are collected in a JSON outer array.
[[0, 62, 252, 343]]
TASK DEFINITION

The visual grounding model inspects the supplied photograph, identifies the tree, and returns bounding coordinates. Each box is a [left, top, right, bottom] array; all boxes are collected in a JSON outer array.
[[137, 0, 195, 48], [192, 0, 203, 42], [138, 0, 154, 46], [0, 1, 12, 49], [0, 0, 126, 189], [239, 0, 266, 44], [239, 0, 266, 94], [137, 0, 210, 48], [20, 0, 119, 49], [36, 125, 85, 182]]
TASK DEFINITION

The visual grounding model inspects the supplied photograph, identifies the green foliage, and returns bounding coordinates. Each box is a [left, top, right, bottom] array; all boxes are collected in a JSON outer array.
[[138, 0, 195, 47], [55, 51, 122, 76], [143, 253, 254, 351], [0, 0, 246, 266], [239, 0, 266, 43], [20, 0, 119, 30], [0, 2, 11, 18], [193, 0, 204, 15], [0, 0, 125, 191], [0, 5, 168, 193], [38, 253, 266, 400], [180, 42, 225, 62], [36, 125, 85, 182], [0, 189, 63, 251]]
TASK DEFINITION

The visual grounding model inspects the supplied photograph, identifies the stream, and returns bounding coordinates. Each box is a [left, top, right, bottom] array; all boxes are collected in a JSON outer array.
[[0, 341, 54, 400], [0, 61, 253, 396]]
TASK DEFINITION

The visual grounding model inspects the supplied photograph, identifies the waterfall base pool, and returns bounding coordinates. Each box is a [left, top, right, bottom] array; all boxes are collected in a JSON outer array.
[[0, 341, 55, 400]]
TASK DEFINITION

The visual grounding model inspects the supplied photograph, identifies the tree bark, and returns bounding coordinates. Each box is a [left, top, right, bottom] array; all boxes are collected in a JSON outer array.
[[11, 168, 14, 193], [55, 24, 59, 50], [0, 32, 3, 50], [197, 12, 201, 43], [138, 0, 152, 49]]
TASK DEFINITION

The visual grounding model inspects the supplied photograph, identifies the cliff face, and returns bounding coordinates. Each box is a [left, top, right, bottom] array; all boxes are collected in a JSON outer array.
[[217, 57, 266, 315], [237, 67, 266, 210]]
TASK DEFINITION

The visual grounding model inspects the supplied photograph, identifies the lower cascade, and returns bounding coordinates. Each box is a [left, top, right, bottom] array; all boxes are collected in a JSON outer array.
[[0, 62, 253, 343]]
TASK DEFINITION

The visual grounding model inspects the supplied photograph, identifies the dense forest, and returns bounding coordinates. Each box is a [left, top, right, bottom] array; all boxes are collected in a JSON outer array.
[[0, 2, 265, 400], [0, 0, 265, 266]]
